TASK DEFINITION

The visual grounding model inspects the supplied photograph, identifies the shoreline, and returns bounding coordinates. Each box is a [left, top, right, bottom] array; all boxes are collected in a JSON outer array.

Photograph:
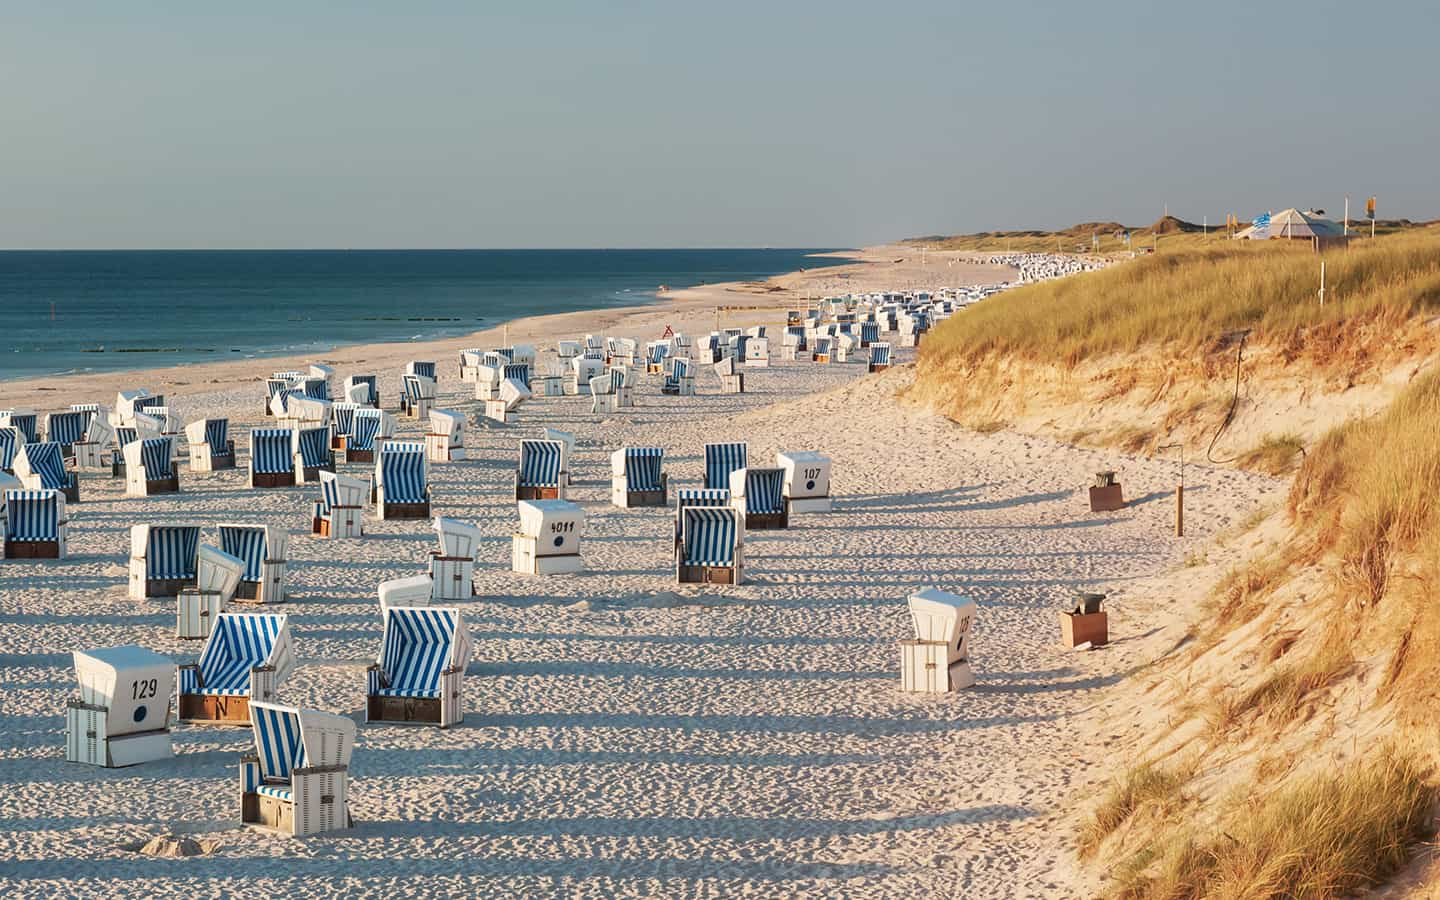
[[0, 244, 1013, 409]]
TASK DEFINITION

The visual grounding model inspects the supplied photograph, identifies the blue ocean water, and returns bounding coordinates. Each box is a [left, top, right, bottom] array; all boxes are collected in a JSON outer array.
[[0, 249, 847, 381]]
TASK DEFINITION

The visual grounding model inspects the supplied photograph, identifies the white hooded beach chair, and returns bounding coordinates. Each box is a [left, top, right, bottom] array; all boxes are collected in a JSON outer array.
[[367, 606, 472, 728], [743, 336, 770, 367], [400, 374, 436, 419], [44, 411, 89, 459], [0, 427, 21, 474], [297, 375, 329, 402], [376, 441, 430, 519], [515, 439, 566, 500], [185, 418, 236, 471], [474, 361, 502, 401], [219, 524, 289, 604], [694, 334, 722, 365], [344, 374, 379, 408], [611, 447, 667, 508], [645, 342, 672, 375], [662, 358, 695, 395], [512, 499, 584, 575], [589, 370, 620, 414], [143, 406, 183, 459], [713, 356, 744, 393], [556, 340, 581, 361], [405, 360, 437, 381], [249, 428, 296, 488], [276, 395, 331, 433], [781, 326, 807, 361], [342, 408, 391, 464], [568, 354, 604, 395], [264, 378, 292, 416], [835, 332, 859, 363], [71, 413, 114, 471], [426, 409, 466, 463], [66, 645, 174, 768], [0, 409, 38, 443], [778, 450, 833, 514], [868, 342, 893, 373], [110, 412, 162, 478], [901, 588, 977, 692], [543, 428, 575, 485], [292, 426, 335, 485], [704, 441, 748, 491], [430, 516, 480, 600], [729, 467, 788, 530], [311, 470, 369, 539], [178, 612, 294, 724], [501, 364, 532, 409], [676, 506, 743, 585], [240, 700, 355, 836], [3, 489, 67, 560], [16, 441, 81, 502], [177, 544, 246, 640], [378, 574, 433, 618], [459, 348, 485, 382], [308, 364, 335, 394], [128, 524, 201, 599]]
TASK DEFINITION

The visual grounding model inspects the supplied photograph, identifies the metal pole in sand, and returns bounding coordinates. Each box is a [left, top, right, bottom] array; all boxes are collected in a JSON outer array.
[[1158, 443, 1184, 537]]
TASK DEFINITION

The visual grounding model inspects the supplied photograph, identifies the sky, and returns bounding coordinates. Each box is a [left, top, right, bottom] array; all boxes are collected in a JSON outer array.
[[2, 1, 1437, 249]]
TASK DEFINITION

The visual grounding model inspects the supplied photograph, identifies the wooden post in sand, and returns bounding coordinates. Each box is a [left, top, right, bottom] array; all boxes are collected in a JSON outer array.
[[1175, 483, 1184, 537]]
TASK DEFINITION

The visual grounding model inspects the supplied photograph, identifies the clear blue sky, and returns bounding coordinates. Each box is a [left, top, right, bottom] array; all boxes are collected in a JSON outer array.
[[3, 2, 1436, 249]]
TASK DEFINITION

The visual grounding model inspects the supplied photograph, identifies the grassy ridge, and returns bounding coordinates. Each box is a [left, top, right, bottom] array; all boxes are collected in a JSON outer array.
[[918, 227, 1440, 369]]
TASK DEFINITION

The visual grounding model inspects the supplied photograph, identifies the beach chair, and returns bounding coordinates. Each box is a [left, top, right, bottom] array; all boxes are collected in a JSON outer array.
[[16, 441, 81, 502], [646, 342, 671, 375], [66, 646, 174, 768], [868, 342, 893, 373], [110, 413, 162, 478], [311, 470, 369, 539], [812, 337, 833, 364], [44, 411, 89, 460], [778, 451, 832, 514], [743, 337, 770, 368], [729, 467, 788, 530], [1, 410, 39, 443], [430, 516, 479, 600], [782, 326, 808, 361], [378, 574, 433, 618], [3, 489, 67, 559], [308, 364, 335, 396], [425, 409, 466, 463], [704, 441, 748, 491], [263, 378, 292, 416], [514, 439, 566, 501], [185, 418, 236, 471], [143, 406, 184, 458], [240, 700, 355, 836], [501, 364, 532, 408], [128, 524, 201, 599], [330, 402, 359, 451], [511, 343, 537, 369], [400, 374, 436, 419], [297, 375, 329, 402], [405, 360, 437, 381], [901, 588, 977, 692], [276, 395, 331, 434], [219, 524, 289, 604], [614, 365, 638, 408], [249, 428, 296, 488], [835, 332, 859, 363], [676, 506, 743, 585], [0, 427, 20, 474], [178, 612, 294, 724], [474, 362, 502, 401], [859, 322, 880, 348], [71, 414, 113, 471], [556, 340, 581, 361], [540, 362, 565, 397], [611, 447, 667, 508], [176, 545, 246, 640], [694, 334, 721, 365], [366, 606, 472, 728], [459, 348, 484, 383], [663, 358, 695, 395], [292, 426, 334, 485], [512, 499, 584, 575], [543, 428, 575, 485], [589, 372, 619, 414], [375, 441, 430, 519], [342, 408, 390, 464], [344, 374, 379, 408], [713, 356, 744, 393], [568, 354, 604, 395], [672, 487, 732, 557]]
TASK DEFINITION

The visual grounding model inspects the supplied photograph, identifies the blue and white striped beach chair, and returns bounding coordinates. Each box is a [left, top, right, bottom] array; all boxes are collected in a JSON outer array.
[[45, 411, 88, 455], [366, 606, 472, 727], [177, 612, 294, 724], [123, 437, 178, 497], [405, 360, 437, 380], [292, 426, 334, 484], [3, 489, 67, 559], [860, 322, 880, 347], [16, 441, 81, 502], [646, 342, 671, 374], [868, 342, 893, 373], [312, 469, 369, 538], [249, 428, 295, 488], [345, 408, 387, 463], [185, 418, 235, 471], [298, 376, 329, 402], [813, 336, 834, 363], [263, 378, 291, 416], [240, 701, 356, 836], [400, 374, 435, 419], [344, 374, 379, 407], [0, 411, 38, 444], [515, 439, 565, 501], [611, 446, 667, 508], [219, 523, 289, 603], [703, 442, 748, 491], [673, 487, 731, 547], [128, 524, 201, 598], [729, 467, 788, 529], [677, 506, 743, 584], [331, 403, 358, 446], [376, 441, 430, 519], [0, 427, 23, 475], [663, 358, 694, 396]]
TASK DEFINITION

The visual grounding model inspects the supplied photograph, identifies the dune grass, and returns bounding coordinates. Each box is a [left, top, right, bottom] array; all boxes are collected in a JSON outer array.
[[1236, 433, 1305, 476], [917, 227, 1440, 370], [1079, 762, 1192, 858]]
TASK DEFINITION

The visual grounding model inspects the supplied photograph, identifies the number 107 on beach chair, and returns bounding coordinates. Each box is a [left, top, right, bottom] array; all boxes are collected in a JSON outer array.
[[900, 588, 976, 693]]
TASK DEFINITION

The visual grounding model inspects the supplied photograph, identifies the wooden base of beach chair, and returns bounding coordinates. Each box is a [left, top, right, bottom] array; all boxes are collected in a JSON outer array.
[[1088, 484, 1125, 512], [429, 555, 474, 600], [72, 442, 105, 471], [233, 571, 285, 604], [191, 449, 237, 472], [786, 497, 832, 514], [400, 399, 433, 419], [4, 539, 62, 560], [138, 476, 178, 497], [65, 702, 171, 767], [243, 792, 295, 834], [721, 374, 745, 393], [131, 575, 195, 601], [900, 640, 974, 693], [366, 694, 443, 725], [296, 463, 334, 485], [177, 589, 222, 640], [868, 363, 890, 374], [1059, 610, 1109, 648], [511, 536, 584, 575], [314, 508, 362, 539], [677, 564, 739, 586], [179, 692, 252, 724], [744, 510, 789, 530], [613, 487, 668, 509], [251, 471, 296, 489], [647, 363, 663, 375], [340, 440, 375, 465], [515, 486, 563, 502], [381, 501, 431, 520]]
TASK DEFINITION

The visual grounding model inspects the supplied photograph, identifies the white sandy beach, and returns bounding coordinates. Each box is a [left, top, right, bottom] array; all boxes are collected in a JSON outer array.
[[0, 256, 1282, 898]]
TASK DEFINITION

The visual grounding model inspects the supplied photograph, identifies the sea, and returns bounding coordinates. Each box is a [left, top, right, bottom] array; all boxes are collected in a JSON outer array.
[[0, 249, 848, 381]]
